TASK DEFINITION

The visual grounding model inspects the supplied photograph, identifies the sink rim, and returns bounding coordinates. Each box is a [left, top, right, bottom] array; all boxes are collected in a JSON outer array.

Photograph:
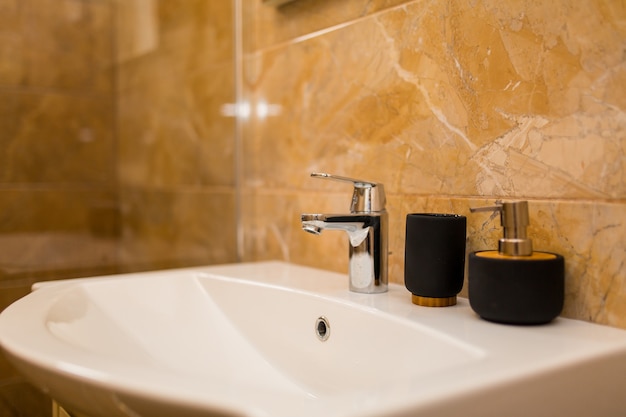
[[1, 261, 626, 417]]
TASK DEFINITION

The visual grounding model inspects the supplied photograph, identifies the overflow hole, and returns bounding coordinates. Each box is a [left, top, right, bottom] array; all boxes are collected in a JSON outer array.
[[315, 316, 330, 341]]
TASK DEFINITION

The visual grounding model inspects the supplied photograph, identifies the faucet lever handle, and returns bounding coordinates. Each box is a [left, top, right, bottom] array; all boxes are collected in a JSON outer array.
[[311, 172, 377, 188], [310, 172, 386, 213]]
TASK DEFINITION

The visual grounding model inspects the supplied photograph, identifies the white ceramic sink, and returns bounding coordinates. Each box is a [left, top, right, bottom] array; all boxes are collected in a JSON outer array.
[[1, 262, 625, 417]]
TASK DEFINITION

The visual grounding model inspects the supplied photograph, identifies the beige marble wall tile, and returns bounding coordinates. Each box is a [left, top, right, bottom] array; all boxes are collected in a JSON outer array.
[[0, 187, 119, 285], [244, 0, 626, 199], [0, 92, 115, 184], [0, 188, 116, 233], [117, 0, 236, 189], [119, 187, 237, 272], [158, 0, 233, 65], [118, 60, 235, 188], [115, 0, 159, 63], [0, 0, 23, 85], [0, 0, 114, 93], [116, 0, 233, 66]]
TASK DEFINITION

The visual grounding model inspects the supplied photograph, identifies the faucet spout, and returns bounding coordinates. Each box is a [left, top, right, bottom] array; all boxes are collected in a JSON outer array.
[[301, 214, 371, 246], [300, 212, 388, 293]]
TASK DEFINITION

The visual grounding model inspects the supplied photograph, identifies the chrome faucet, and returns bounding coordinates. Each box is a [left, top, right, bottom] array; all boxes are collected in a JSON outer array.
[[301, 173, 388, 293]]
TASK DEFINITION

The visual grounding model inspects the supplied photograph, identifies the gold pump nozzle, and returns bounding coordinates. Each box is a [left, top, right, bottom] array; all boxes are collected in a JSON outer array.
[[470, 200, 533, 256]]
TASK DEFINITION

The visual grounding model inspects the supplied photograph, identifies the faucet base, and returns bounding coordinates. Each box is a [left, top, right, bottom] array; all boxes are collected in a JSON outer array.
[[350, 284, 388, 294]]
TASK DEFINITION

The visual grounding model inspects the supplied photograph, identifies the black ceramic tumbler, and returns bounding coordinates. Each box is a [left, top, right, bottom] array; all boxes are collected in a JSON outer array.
[[404, 213, 467, 307]]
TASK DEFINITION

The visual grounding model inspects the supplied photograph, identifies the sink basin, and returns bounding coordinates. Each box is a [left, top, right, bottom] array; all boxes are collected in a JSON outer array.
[[1, 261, 625, 417]]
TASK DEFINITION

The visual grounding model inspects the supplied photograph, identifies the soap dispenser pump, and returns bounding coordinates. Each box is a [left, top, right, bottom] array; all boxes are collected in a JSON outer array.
[[468, 201, 564, 324]]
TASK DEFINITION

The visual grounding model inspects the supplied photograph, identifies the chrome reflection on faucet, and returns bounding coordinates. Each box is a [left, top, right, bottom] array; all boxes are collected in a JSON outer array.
[[301, 173, 388, 293]]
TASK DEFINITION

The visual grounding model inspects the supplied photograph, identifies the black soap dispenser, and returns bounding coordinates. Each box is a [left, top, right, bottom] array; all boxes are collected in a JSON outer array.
[[468, 201, 564, 325]]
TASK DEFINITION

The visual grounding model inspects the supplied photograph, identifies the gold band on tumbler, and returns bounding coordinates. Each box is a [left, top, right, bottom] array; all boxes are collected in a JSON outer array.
[[411, 295, 457, 307]]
